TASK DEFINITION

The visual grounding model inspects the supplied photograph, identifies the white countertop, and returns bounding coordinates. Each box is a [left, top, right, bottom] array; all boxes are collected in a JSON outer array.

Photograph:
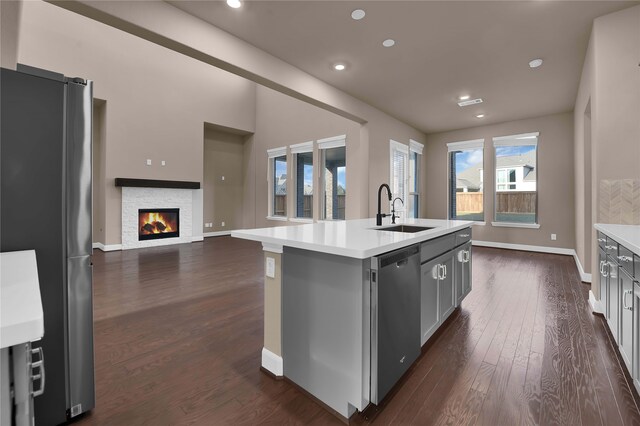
[[1, 250, 44, 348], [595, 224, 640, 256], [232, 218, 474, 259]]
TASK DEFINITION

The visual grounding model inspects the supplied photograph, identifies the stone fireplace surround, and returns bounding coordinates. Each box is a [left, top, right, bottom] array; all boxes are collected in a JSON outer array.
[[117, 178, 201, 250]]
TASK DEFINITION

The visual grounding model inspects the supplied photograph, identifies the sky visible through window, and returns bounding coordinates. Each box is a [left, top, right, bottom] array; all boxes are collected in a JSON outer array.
[[495, 145, 536, 158], [275, 157, 287, 178], [337, 167, 346, 189], [304, 164, 313, 187], [455, 145, 535, 173]]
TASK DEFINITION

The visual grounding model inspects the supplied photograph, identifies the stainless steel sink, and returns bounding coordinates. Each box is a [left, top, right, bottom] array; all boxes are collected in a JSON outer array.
[[376, 225, 435, 233]]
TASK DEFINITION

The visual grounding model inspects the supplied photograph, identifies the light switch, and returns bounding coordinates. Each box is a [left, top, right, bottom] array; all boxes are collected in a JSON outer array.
[[221, 221, 225, 227], [551, 233, 557, 241], [266, 257, 276, 278], [146, 159, 152, 166], [221, 176, 225, 181], [161, 160, 166, 166]]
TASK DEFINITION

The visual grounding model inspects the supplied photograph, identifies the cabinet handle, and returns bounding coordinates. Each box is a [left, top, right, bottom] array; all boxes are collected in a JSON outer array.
[[606, 245, 617, 250], [599, 260, 604, 275], [624, 290, 634, 310], [618, 255, 633, 263], [438, 264, 445, 280], [432, 264, 439, 280], [464, 250, 470, 263], [459, 233, 470, 238], [443, 264, 447, 279], [597, 238, 606, 243], [457, 250, 465, 263], [603, 262, 610, 278], [31, 347, 45, 397]]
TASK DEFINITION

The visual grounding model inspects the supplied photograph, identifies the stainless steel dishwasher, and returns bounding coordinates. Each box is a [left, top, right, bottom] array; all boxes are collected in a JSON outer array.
[[371, 244, 421, 404]]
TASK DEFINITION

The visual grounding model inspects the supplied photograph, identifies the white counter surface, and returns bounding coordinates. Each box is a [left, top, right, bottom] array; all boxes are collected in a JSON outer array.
[[595, 224, 640, 256], [232, 218, 474, 259], [1, 250, 44, 349]]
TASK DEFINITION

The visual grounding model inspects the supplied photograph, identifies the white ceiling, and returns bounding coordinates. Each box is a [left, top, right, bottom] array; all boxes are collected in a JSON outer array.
[[168, 0, 637, 134]]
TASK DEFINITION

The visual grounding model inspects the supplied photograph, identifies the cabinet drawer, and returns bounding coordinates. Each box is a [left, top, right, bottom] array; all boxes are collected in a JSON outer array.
[[597, 232, 607, 250], [421, 234, 455, 264], [455, 228, 472, 247], [605, 238, 619, 259], [618, 245, 635, 278]]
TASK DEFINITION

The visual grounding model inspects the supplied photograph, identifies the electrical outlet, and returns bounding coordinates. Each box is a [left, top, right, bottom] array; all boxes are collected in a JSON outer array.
[[551, 233, 557, 241], [161, 160, 166, 166], [221, 221, 225, 227], [266, 257, 276, 278], [221, 176, 225, 181], [146, 159, 152, 166]]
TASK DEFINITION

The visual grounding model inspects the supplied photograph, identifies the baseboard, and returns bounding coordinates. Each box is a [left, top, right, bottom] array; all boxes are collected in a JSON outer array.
[[472, 240, 592, 284], [92, 242, 122, 252], [472, 240, 575, 256], [261, 347, 283, 377], [589, 290, 603, 314], [204, 231, 232, 237], [191, 236, 204, 242], [573, 252, 592, 283]]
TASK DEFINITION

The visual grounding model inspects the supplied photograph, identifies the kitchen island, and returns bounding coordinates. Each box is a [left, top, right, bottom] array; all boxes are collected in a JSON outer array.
[[232, 218, 473, 419]]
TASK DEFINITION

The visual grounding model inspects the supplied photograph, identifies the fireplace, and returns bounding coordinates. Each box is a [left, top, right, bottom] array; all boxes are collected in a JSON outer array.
[[138, 208, 179, 241]]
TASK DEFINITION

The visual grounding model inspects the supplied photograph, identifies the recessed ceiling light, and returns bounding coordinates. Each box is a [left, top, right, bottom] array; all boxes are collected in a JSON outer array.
[[476, 114, 485, 119], [226, 0, 241, 8], [334, 63, 346, 71], [382, 39, 396, 48], [529, 58, 543, 68], [351, 9, 365, 20], [459, 95, 470, 101]]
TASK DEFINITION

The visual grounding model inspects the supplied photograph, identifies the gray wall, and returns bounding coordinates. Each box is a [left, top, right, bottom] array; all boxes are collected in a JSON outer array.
[[424, 112, 575, 250]]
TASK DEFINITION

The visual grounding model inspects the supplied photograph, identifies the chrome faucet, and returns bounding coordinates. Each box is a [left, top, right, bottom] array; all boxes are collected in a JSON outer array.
[[391, 197, 404, 224], [376, 184, 392, 226]]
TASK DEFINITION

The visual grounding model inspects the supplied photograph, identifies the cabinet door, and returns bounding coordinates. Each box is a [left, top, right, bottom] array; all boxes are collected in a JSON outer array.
[[633, 282, 640, 394], [620, 268, 634, 371], [439, 254, 456, 322], [421, 259, 439, 345], [454, 247, 464, 305], [608, 257, 620, 343], [462, 243, 472, 300], [599, 248, 608, 318]]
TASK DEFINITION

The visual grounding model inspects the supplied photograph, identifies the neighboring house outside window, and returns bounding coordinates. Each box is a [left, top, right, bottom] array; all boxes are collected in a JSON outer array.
[[447, 139, 485, 222], [318, 135, 346, 220], [290, 141, 314, 220], [267, 146, 288, 220], [492, 132, 539, 227]]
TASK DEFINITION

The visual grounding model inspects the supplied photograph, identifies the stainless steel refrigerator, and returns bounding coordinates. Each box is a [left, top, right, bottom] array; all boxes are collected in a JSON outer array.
[[1, 65, 95, 425]]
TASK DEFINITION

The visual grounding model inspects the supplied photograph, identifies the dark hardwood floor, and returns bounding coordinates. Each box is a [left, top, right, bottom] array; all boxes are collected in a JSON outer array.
[[76, 237, 640, 425]]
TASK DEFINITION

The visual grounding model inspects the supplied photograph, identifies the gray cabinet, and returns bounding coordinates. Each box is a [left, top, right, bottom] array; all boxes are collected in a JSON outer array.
[[455, 242, 472, 305], [599, 247, 609, 319], [608, 255, 619, 342], [620, 267, 634, 371], [439, 253, 456, 323], [633, 282, 640, 394], [421, 259, 440, 345]]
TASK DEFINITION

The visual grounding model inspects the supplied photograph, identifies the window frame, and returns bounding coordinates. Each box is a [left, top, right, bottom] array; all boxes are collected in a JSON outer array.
[[318, 135, 347, 221], [409, 139, 423, 219], [267, 146, 288, 221], [446, 139, 485, 223], [390, 140, 409, 219], [491, 132, 540, 229], [290, 141, 314, 221]]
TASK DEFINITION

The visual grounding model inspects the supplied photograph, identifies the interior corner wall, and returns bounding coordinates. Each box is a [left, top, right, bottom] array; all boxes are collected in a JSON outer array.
[[0, 0, 21, 69], [16, 0, 257, 245], [579, 5, 640, 299], [424, 112, 575, 250], [252, 85, 362, 228], [92, 100, 107, 245]]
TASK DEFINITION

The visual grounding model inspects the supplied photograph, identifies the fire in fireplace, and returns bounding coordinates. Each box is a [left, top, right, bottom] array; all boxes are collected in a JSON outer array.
[[138, 208, 179, 240]]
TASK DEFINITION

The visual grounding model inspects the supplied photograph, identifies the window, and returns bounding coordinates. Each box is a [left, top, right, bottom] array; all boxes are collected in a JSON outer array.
[[267, 146, 287, 219], [409, 140, 423, 218], [390, 140, 408, 219], [493, 132, 538, 226], [390, 140, 423, 219], [318, 135, 346, 220], [291, 141, 314, 219], [447, 139, 484, 221]]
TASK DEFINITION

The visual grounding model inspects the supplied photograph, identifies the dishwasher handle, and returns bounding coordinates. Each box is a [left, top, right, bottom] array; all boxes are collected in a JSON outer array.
[[379, 244, 420, 268]]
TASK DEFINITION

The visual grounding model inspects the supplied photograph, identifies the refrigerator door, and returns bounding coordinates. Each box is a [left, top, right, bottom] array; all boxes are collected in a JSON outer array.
[[1, 67, 69, 426], [66, 255, 95, 417], [66, 79, 93, 258]]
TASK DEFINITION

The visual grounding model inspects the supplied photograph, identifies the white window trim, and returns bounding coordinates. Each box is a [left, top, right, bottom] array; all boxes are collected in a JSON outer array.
[[447, 138, 484, 152], [491, 222, 541, 229], [390, 140, 409, 218], [493, 132, 539, 147], [290, 141, 313, 154], [409, 139, 424, 155], [289, 217, 313, 223], [268, 148, 288, 219], [318, 134, 346, 150], [267, 146, 287, 158]]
